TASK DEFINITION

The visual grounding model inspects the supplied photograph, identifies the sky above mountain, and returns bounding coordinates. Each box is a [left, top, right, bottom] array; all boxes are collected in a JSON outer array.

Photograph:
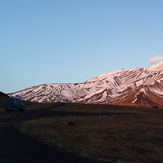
[[1, 0, 163, 93]]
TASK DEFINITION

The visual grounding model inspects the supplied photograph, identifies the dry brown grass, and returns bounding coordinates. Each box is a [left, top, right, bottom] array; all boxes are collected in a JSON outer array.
[[20, 104, 163, 163]]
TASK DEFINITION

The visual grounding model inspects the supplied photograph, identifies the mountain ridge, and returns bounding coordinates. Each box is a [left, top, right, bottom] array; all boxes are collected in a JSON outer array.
[[9, 62, 163, 108]]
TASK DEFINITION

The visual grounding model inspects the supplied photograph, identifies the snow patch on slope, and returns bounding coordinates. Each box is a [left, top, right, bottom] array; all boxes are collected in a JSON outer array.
[[148, 61, 163, 71], [8, 61, 163, 107]]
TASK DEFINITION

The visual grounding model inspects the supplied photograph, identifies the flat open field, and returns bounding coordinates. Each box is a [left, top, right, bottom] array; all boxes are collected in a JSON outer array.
[[17, 103, 163, 163], [0, 99, 163, 163]]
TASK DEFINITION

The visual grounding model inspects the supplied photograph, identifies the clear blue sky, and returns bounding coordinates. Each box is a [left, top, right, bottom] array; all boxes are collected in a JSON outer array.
[[1, 0, 163, 93]]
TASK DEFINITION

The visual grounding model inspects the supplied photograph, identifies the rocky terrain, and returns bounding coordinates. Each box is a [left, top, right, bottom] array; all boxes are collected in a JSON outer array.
[[0, 92, 163, 163], [9, 61, 163, 108]]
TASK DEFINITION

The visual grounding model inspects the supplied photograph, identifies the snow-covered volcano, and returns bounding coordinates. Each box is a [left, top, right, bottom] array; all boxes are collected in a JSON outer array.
[[9, 62, 163, 108]]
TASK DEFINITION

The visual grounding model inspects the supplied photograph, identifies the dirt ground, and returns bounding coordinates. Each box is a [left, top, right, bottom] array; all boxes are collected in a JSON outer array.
[[1, 102, 162, 163], [0, 125, 97, 163], [0, 104, 100, 163]]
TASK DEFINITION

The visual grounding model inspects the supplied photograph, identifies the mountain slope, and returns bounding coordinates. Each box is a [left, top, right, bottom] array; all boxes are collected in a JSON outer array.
[[9, 62, 163, 108], [0, 91, 12, 102], [0, 91, 13, 108]]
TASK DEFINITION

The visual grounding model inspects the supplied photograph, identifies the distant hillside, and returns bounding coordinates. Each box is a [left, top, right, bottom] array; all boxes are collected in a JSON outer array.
[[9, 61, 163, 108], [0, 91, 12, 107], [0, 91, 10, 99]]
